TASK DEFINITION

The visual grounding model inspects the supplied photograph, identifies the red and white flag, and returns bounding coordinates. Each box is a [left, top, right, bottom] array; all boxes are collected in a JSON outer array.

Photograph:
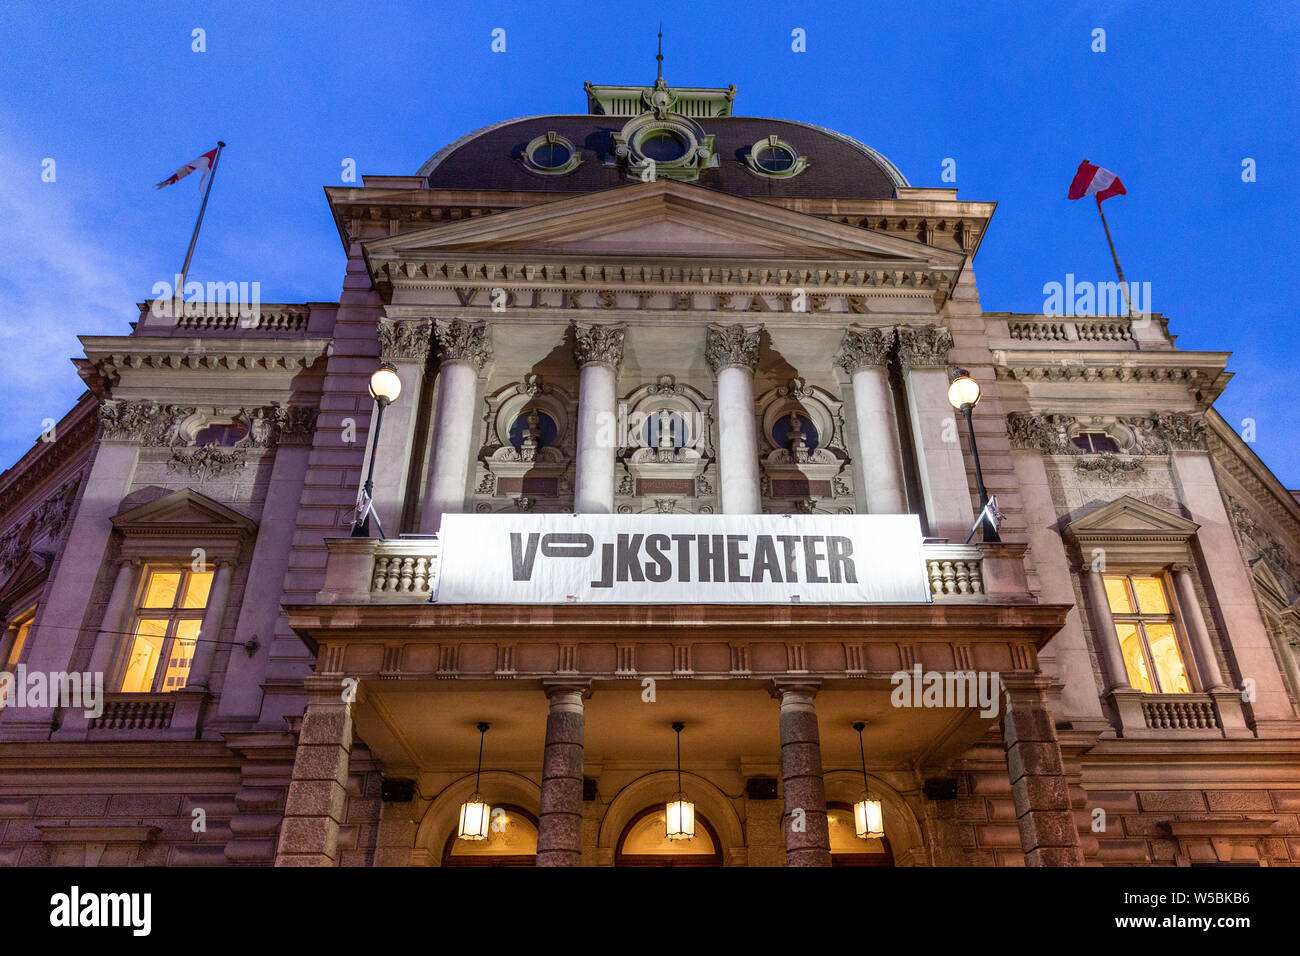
[[155, 146, 220, 190], [1068, 160, 1126, 203]]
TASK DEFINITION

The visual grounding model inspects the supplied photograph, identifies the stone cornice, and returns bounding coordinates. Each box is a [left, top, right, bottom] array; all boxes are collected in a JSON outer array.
[[706, 324, 762, 375], [992, 348, 1232, 400], [836, 325, 895, 373], [572, 322, 626, 369], [78, 336, 331, 388], [433, 318, 492, 369], [377, 318, 433, 363], [896, 325, 954, 370]]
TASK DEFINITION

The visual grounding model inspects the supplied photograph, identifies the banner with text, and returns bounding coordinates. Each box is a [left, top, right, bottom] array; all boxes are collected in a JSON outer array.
[[434, 513, 930, 605]]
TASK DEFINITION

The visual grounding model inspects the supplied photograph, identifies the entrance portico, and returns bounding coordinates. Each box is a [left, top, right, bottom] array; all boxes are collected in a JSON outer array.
[[278, 547, 1078, 866]]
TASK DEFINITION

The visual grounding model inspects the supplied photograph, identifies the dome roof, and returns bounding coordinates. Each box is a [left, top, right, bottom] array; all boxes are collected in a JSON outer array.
[[417, 114, 908, 200]]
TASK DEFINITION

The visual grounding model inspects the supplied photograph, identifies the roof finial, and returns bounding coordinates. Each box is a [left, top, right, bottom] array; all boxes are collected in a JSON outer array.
[[656, 23, 664, 82]]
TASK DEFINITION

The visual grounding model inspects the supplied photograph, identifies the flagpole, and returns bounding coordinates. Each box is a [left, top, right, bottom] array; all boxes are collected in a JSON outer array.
[[174, 141, 225, 317], [1095, 195, 1134, 319]]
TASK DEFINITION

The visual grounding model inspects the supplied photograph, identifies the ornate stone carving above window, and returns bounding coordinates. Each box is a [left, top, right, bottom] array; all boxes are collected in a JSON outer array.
[[0, 476, 80, 578], [1006, 411, 1208, 458], [479, 376, 574, 503], [610, 80, 719, 182], [98, 401, 312, 458], [757, 379, 848, 504], [618, 376, 713, 497]]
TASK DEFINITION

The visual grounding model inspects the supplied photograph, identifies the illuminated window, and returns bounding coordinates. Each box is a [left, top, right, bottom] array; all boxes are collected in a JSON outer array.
[[4, 605, 36, 671], [1103, 573, 1192, 694], [121, 566, 213, 693], [827, 804, 894, 867], [442, 805, 538, 867], [615, 806, 721, 866]]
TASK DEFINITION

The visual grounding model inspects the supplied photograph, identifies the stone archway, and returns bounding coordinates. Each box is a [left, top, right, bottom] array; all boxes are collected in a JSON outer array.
[[597, 770, 747, 866], [822, 770, 926, 866], [412, 771, 542, 866]]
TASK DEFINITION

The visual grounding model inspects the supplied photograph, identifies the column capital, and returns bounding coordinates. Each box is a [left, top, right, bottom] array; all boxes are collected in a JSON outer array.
[[896, 324, 954, 371], [1170, 562, 1195, 576], [572, 322, 626, 369], [377, 318, 433, 364], [705, 323, 762, 375], [434, 318, 492, 370], [543, 678, 592, 703], [835, 325, 895, 374], [769, 678, 822, 706]]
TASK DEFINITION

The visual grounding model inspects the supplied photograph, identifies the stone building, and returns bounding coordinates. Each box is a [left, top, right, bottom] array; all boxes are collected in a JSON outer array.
[[2, 75, 1298, 868]]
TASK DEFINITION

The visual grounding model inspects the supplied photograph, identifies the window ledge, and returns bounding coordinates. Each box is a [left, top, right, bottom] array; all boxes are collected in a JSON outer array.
[[52, 690, 207, 741]]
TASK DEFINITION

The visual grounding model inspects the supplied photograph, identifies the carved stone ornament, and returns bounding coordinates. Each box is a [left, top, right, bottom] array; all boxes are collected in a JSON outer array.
[[1119, 412, 1208, 452], [572, 322, 627, 369], [1006, 412, 1079, 455], [0, 476, 81, 575], [895, 325, 954, 370], [274, 405, 318, 446], [705, 324, 762, 375], [377, 319, 433, 363], [434, 319, 492, 369], [98, 400, 195, 445], [836, 326, 895, 375], [167, 446, 247, 479], [1072, 454, 1146, 484]]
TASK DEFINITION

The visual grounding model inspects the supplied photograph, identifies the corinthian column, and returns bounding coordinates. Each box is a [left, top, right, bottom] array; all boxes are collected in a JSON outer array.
[[706, 324, 762, 514], [572, 323, 625, 514], [897, 326, 974, 541], [836, 326, 906, 514], [419, 320, 492, 534], [370, 319, 432, 535]]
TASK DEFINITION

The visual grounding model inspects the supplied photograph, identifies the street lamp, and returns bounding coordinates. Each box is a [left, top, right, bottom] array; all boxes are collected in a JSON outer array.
[[350, 362, 402, 537], [946, 368, 1000, 543]]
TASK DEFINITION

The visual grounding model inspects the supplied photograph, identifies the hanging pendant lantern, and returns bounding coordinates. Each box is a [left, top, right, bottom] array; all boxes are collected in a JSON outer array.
[[852, 721, 884, 840], [665, 721, 695, 841], [457, 722, 492, 841]]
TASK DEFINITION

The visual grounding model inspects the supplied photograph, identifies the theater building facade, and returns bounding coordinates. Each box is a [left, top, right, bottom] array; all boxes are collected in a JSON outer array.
[[2, 76, 1299, 868]]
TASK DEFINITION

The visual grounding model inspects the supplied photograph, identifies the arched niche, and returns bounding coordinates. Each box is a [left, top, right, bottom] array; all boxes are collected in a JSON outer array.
[[597, 770, 746, 867], [412, 771, 542, 867], [822, 770, 925, 866]]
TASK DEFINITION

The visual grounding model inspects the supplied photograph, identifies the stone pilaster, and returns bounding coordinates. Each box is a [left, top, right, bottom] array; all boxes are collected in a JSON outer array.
[[706, 324, 762, 514], [536, 680, 589, 866], [772, 679, 831, 867], [572, 324, 625, 514], [897, 325, 975, 540], [1001, 678, 1083, 866], [275, 694, 354, 866], [186, 558, 234, 690]]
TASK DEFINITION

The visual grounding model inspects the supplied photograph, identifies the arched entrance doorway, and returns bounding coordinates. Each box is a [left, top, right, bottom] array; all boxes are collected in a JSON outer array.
[[441, 804, 538, 867], [827, 802, 894, 866], [615, 805, 723, 866]]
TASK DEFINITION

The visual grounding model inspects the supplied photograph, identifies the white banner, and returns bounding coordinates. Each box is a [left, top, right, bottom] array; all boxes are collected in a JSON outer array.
[[434, 513, 930, 605]]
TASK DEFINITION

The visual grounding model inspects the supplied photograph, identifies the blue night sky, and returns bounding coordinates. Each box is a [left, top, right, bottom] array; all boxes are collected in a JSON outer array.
[[1, 1, 1296, 481]]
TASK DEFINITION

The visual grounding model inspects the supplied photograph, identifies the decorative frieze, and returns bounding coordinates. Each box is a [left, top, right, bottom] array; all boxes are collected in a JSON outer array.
[[98, 401, 195, 445], [705, 323, 761, 374], [896, 325, 954, 370], [377, 319, 433, 363], [1120, 412, 1208, 452], [167, 446, 247, 479], [433, 318, 492, 369], [572, 322, 627, 369], [835, 326, 894, 374], [996, 363, 1210, 386], [0, 476, 80, 575], [1006, 413, 1078, 455]]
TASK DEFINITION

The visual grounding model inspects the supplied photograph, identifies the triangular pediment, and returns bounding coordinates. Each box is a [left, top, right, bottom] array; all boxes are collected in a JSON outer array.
[[364, 179, 965, 266], [112, 489, 256, 538], [1065, 496, 1200, 541], [0, 551, 51, 612], [1249, 557, 1294, 607]]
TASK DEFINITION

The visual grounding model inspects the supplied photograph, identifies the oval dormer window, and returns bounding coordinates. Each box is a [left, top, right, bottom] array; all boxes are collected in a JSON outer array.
[[523, 132, 581, 175]]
